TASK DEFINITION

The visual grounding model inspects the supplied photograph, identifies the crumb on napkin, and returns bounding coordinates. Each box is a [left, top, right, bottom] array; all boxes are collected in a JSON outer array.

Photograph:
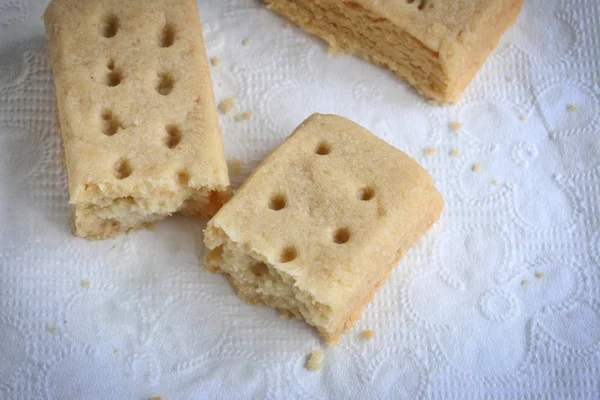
[[219, 98, 235, 114], [306, 349, 324, 371], [235, 110, 253, 121], [449, 122, 462, 132], [360, 330, 376, 340]]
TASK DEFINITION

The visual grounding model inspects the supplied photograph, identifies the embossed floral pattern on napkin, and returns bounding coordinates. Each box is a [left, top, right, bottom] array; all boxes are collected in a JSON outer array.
[[0, 0, 599, 399]]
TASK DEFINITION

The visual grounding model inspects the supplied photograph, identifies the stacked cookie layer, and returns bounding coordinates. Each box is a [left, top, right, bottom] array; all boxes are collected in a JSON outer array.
[[265, 0, 523, 102]]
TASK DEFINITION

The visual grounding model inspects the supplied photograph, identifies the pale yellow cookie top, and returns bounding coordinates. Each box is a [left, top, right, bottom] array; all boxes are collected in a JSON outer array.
[[44, 0, 229, 204], [208, 113, 443, 308], [351, 0, 520, 52]]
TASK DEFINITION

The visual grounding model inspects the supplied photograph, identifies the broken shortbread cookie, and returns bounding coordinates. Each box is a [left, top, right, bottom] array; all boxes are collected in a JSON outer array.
[[204, 113, 443, 343], [44, 0, 230, 239], [264, 0, 522, 103]]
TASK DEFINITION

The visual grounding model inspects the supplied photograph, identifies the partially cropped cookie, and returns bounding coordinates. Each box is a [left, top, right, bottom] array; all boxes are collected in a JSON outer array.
[[44, 0, 230, 239], [204, 113, 443, 343], [264, 0, 522, 103]]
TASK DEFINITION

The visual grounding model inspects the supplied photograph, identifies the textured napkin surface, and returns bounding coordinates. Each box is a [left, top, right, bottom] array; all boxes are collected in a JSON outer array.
[[1, 0, 600, 399]]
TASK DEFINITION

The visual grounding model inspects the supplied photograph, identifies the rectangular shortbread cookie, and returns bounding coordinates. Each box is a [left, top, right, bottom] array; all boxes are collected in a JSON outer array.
[[264, 0, 523, 103], [204, 113, 444, 343], [44, 0, 230, 239]]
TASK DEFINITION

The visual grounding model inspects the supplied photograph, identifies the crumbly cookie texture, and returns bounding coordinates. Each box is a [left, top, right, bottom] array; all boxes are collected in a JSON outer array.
[[204, 113, 444, 343], [263, 0, 522, 103], [44, 0, 231, 240]]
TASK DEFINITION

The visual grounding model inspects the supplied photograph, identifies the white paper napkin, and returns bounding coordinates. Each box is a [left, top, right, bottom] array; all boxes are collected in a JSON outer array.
[[1, 0, 599, 399]]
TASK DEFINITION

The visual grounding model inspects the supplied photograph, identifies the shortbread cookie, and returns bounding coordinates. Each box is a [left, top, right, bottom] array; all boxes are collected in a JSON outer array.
[[264, 0, 522, 103], [44, 0, 230, 239], [204, 113, 443, 343]]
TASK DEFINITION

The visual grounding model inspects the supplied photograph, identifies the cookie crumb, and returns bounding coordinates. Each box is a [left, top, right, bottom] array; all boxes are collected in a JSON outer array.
[[449, 122, 462, 132], [48, 326, 57, 334], [450, 148, 459, 157], [519, 115, 527, 121], [567, 104, 577, 112], [491, 179, 500, 186], [218, 98, 235, 114], [472, 162, 481, 172], [149, 397, 162, 400], [147, 224, 157, 232], [360, 330, 376, 340], [242, 37, 251, 46], [114, 348, 120, 354], [535, 271, 545, 279], [306, 349, 324, 371], [81, 280, 90, 288], [210, 56, 221, 67], [235, 110, 253, 121], [424, 147, 436, 156], [521, 279, 529, 285], [284, 22, 292, 29], [230, 157, 242, 176]]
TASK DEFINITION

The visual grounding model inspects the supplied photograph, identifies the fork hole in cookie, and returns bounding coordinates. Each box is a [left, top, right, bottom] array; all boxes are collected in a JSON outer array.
[[333, 228, 350, 244], [315, 142, 331, 155], [250, 262, 269, 277], [159, 23, 176, 47], [269, 194, 286, 211], [101, 110, 123, 136], [105, 69, 122, 87], [101, 14, 119, 38], [176, 171, 190, 185], [165, 124, 181, 148], [114, 158, 132, 179], [156, 72, 174, 95], [344, 1, 361, 9], [359, 187, 375, 201], [279, 247, 297, 263]]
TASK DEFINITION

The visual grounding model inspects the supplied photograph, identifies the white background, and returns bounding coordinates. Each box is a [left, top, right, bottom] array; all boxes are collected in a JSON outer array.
[[0, 0, 599, 399]]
